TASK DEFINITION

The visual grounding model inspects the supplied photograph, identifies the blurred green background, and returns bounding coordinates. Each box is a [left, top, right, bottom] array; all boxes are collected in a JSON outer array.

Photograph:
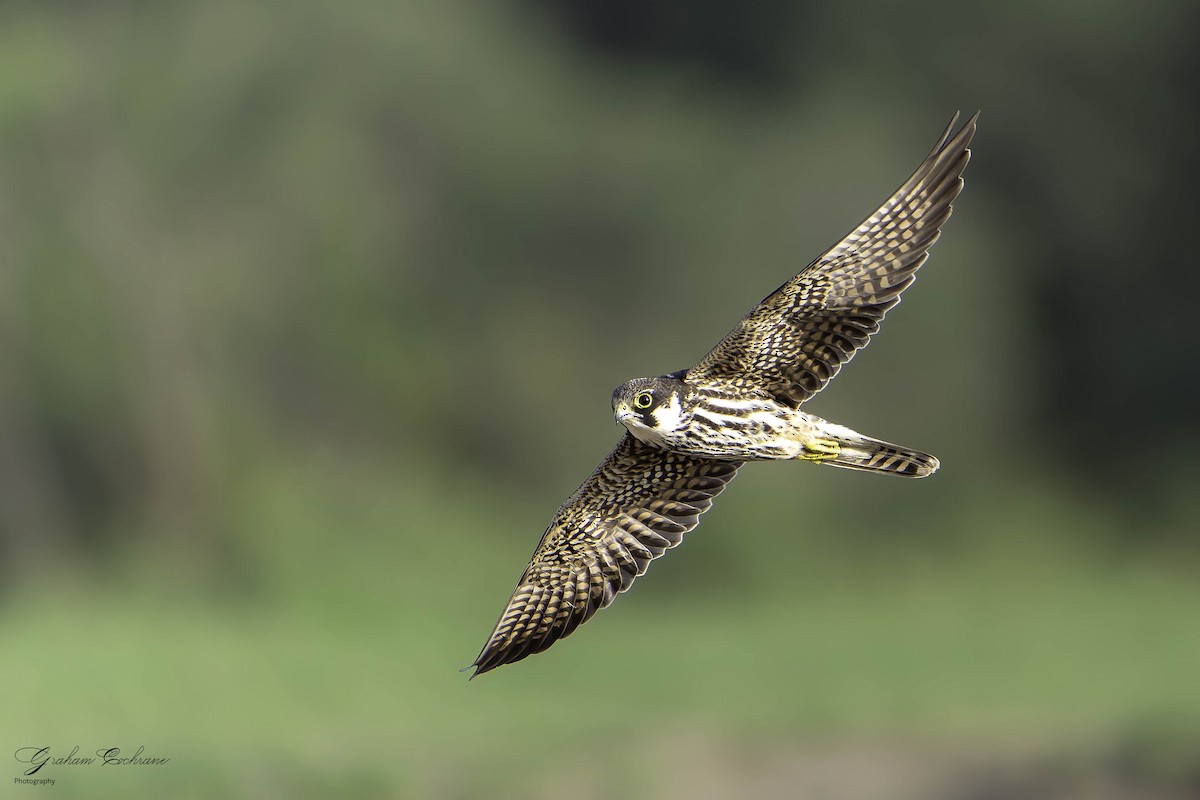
[[2, 1, 1198, 798]]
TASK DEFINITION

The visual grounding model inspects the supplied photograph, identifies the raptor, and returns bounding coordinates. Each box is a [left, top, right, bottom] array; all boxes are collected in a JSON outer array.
[[469, 113, 977, 677]]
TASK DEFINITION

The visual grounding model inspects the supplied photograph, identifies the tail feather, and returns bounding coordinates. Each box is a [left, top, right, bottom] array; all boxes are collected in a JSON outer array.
[[825, 434, 940, 478]]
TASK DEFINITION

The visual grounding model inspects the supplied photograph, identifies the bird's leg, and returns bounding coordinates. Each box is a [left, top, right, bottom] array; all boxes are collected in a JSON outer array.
[[799, 437, 841, 463]]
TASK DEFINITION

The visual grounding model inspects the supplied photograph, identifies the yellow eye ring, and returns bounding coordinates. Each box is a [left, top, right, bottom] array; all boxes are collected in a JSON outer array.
[[633, 392, 654, 410]]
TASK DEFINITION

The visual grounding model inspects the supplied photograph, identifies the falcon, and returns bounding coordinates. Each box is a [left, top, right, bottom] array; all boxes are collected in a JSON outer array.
[[468, 113, 977, 677]]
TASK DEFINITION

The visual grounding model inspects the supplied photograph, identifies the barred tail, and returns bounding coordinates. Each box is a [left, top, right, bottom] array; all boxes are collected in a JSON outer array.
[[823, 431, 940, 478]]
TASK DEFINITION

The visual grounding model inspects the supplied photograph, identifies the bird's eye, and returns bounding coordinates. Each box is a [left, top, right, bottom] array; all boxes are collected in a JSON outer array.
[[633, 392, 654, 410]]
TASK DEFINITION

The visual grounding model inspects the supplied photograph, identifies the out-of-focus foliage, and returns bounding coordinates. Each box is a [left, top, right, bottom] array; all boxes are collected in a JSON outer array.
[[1, 1, 1197, 798]]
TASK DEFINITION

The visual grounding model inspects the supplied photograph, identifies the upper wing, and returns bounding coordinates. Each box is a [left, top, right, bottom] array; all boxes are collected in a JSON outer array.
[[468, 433, 739, 677], [687, 113, 977, 407]]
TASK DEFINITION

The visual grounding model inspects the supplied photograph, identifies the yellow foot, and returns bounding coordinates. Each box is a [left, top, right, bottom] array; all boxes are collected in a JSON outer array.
[[799, 437, 841, 463]]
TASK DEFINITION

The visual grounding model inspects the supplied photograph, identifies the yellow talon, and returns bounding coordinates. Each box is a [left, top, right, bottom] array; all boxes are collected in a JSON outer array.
[[800, 437, 841, 462]]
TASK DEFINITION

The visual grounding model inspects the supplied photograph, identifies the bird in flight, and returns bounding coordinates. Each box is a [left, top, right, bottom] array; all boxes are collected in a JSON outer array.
[[468, 113, 977, 677]]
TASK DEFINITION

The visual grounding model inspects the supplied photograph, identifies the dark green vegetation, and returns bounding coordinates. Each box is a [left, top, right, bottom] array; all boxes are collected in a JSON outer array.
[[1, 2, 1197, 797]]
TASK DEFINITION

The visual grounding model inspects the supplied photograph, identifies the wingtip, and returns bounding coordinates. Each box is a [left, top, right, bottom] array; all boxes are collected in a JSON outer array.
[[960, 110, 980, 138], [934, 110, 979, 152], [461, 661, 488, 680], [944, 109, 981, 125], [929, 111, 960, 155]]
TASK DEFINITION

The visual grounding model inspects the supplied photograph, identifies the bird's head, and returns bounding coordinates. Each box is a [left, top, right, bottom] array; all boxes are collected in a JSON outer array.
[[611, 372, 690, 445]]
